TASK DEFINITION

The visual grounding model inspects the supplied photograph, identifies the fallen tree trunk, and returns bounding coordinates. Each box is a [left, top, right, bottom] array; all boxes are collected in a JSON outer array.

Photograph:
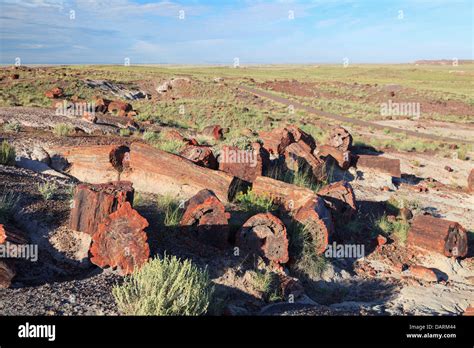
[[236, 212, 289, 264], [315, 144, 351, 170], [294, 196, 334, 255], [252, 176, 316, 212], [285, 125, 316, 151], [180, 189, 230, 249], [284, 142, 327, 183], [0, 260, 15, 289], [89, 202, 150, 275], [123, 142, 240, 203], [180, 145, 218, 169], [407, 215, 468, 258], [48, 144, 130, 183], [259, 128, 294, 155], [317, 181, 357, 220], [218, 143, 270, 182], [69, 181, 134, 236], [355, 154, 401, 178], [0, 224, 28, 244], [328, 126, 352, 151]]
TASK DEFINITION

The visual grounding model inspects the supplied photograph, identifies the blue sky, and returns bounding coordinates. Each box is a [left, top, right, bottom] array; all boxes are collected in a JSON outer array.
[[0, 0, 472, 64]]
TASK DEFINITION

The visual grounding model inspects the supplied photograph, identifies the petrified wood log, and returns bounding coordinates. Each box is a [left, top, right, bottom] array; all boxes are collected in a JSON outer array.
[[468, 168, 474, 193], [285, 125, 316, 151], [44, 87, 63, 99], [123, 142, 239, 203], [252, 176, 316, 212], [108, 100, 132, 117], [236, 212, 289, 264], [0, 224, 28, 244], [259, 128, 294, 155], [202, 125, 224, 140], [294, 196, 334, 254], [180, 145, 218, 169], [162, 129, 198, 145], [95, 113, 137, 129], [93, 96, 111, 113], [317, 181, 356, 220], [407, 215, 468, 258], [0, 260, 15, 289], [218, 143, 270, 182], [180, 189, 230, 248], [355, 154, 401, 178], [315, 145, 351, 170], [328, 126, 352, 151], [89, 202, 149, 275], [284, 142, 327, 183], [48, 144, 130, 183], [69, 181, 134, 236]]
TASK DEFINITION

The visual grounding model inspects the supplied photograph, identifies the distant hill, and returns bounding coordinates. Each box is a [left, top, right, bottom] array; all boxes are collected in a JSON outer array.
[[414, 59, 474, 65]]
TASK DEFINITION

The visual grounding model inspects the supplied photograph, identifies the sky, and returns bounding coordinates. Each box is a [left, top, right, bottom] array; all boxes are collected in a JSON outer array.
[[0, 0, 472, 64]]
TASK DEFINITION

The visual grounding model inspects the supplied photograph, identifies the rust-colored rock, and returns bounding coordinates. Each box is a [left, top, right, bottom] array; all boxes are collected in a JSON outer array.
[[180, 189, 230, 248], [108, 100, 132, 117], [315, 144, 351, 170], [0, 224, 28, 244], [259, 128, 294, 155], [317, 181, 356, 220], [285, 125, 316, 151], [407, 265, 438, 282], [69, 181, 134, 236], [202, 125, 224, 140], [463, 305, 474, 316], [93, 96, 110, 113], [44, 87, 63, 99], [252, 176, 316, 212], [0, 261, 15, 289], [468, 168, 474, 193], [90, 202, 149, 275], [376, 234, 387, 248], [284, 142, 327, 183], [294, 196, 334, 255], [218, 143, 270, 182], [237, 212, 289, 264], [161, 129, 198, 146], [48, 144, 129, 183], [407, 215, 468, 258], [122, 142, 239, 203], [355, 154, 401, 178], [328, 126, 352, 152], [180, 145, 218, 169]]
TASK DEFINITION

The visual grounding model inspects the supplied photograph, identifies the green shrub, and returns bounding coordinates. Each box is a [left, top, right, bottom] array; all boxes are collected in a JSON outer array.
[[37, 182, 58, 200], [53, 123, 73, 137], [375, 215, 409, 245], [0, 190, 19, 224], [119, 128, 132, 137], [0, 141, 16, 165], [142, 130, 160, 143], [113, 255, 214, 316], [153, 138, 185, 154], [157, 195, 183, 227], [3, 121, 21, 133], [234, 190, 275, 213], [247, 269, 282, 302]]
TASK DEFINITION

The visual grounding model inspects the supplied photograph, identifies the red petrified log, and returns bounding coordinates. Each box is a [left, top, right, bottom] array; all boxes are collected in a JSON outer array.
[[407, 265, 438, 282], [218, 143, 270, 182], [237, 212, 289, 264], [285, 125, 316, 151], [0, 224, 28, 245], [468, 168, 474, 193], [69, 181, 134, 236], [0, 261, 15, 289], [355, 154, 401, 178], [123, 142, 239, 203], [202, 125, 224, 140], [259, 128, 294, 155], [328, 126, 352, 152], [315, 145, 351, 170], [48, 144, 130, 183], [317, 181, 357, 220], [180, 145, 218, 169], [407, 215, 468, 258], [252, 176, 316, 213], [44, 87, 64, 99], [284, 142, 327, 183], [108, 100, 132, 117], [89, 202, 150, 275], [180, 189, 230, 248], [294, 196, 334, 254], [93, 96, 111, 113]]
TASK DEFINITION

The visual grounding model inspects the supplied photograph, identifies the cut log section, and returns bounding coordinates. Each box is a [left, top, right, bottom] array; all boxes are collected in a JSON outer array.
[[0, 224, 28, 244], [123, 142, 240, 203], [355, 154, 401, 178], [0, 260, 15, 289], [259, 128, 294, 155], [317, 181, 357, 220], [236, 212, 289, 264], [69, 181, 134, 236], [407, 215, 468, 258], [180, 145, 218, 169], [108, 100, 132, 117], [89, 202, 150, 275], [315, 144, 351, 170], [48, 144, 130, 183], [218, 143, 270, 182], [284, 142, 327, 183], [294, 196, 334, 254], [252, 176, 316, 213], [285, 125, 316, 151], [328, 127, 352, 152], [180, 189, 230, 248]]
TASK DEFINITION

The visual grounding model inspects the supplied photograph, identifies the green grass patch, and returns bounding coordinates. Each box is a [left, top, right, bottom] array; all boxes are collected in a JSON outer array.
[[0, 141, 16, 165], [234, 190, 275, 214]]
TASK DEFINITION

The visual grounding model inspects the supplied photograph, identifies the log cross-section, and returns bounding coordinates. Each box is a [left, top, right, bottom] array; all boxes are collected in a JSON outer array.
[[317, 181, 357, 220]]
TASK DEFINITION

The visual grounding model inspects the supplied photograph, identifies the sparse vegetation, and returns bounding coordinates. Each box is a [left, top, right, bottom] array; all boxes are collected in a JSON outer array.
[[375, 215, 410, 245], [3, 121, 21, 133], [234, 190, 275, 214], [112, 255, 214, 316], [0, 141, 16, 165], [0, 189, 19, 224], [247, 269, 282, 302], [37, 182, 58, 200], [156, 195, 183, 227], [53, 123, 73, 137], [119, 128, 132, 137]]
